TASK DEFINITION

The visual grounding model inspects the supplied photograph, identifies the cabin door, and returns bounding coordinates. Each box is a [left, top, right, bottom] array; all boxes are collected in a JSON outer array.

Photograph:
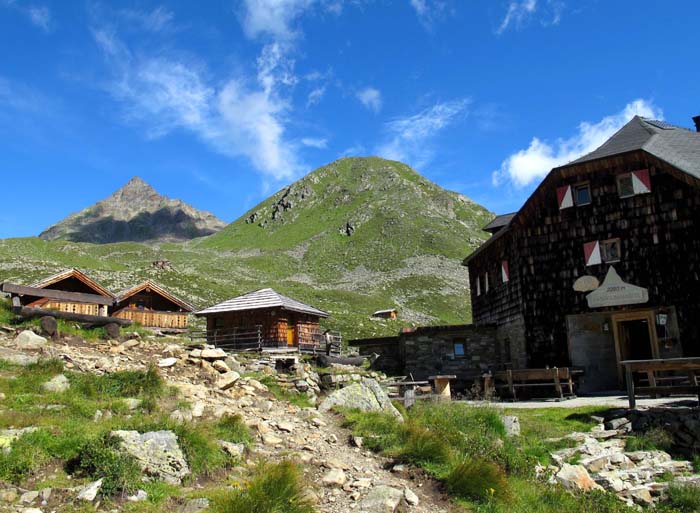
[[287, 324, 296, 346], [612, 311, 659, 386]]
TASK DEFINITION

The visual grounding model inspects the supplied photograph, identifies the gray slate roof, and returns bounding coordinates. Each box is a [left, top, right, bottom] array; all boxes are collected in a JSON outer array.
[[571, 116, 700, 179], [482, 213, 516, 233], [195, 288, 329, 317]]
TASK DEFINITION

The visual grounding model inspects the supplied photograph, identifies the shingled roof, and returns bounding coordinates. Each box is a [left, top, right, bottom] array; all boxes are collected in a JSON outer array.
[[116, 280, 195, 312], [29, 268, 114, 298], [482, 213, 516, 234], [195, 288, 329, 318], [570, 116, 700, 179]]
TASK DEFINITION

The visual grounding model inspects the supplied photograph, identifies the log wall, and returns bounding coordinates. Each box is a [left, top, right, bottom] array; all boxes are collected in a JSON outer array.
[[113, 308, 188, 329]]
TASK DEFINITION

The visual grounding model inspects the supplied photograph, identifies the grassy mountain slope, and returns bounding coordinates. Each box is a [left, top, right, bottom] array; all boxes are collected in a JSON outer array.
[[0, 158, 492, 339]]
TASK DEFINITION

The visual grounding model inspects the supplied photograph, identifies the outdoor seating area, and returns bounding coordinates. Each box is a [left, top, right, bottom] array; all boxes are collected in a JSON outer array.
[[483, 367, 579, 401], [621, 357, 700, 408]]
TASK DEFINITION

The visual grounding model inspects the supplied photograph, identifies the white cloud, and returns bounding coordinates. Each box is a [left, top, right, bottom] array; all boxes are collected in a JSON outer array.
[[356, 87, 382, 113], [27, 5, 50, 31], [306, 85, 326, 107], [376, 98, 470, 167], [492, 99, 663, 187], [94, 30, 304, 181], [301, 136, 328, 148], [120, 6, 174, 32], [239, 0, 315, 40], [497, 0, 537, 34], [410, 0, 448, 29]]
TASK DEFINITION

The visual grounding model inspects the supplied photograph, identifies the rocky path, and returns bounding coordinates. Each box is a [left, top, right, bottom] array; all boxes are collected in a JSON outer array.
[[0, 330, 459, 513]]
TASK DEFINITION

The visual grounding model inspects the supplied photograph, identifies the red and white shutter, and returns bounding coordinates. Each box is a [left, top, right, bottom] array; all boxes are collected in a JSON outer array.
[[583, 241, 601, 266], [557, 185, 573, 209], [632, 169, 651, 194], [501, 260, 510, 283]]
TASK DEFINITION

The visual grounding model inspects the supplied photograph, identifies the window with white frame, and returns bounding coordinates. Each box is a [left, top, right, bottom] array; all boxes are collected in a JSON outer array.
[[484, 272, 489, 293], [476, 275, 481, 296], [601, 238, 621, 263]]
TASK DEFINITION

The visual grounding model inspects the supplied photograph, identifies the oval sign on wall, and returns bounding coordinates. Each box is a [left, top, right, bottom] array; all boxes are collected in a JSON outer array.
[[573, 275, 600, 292]]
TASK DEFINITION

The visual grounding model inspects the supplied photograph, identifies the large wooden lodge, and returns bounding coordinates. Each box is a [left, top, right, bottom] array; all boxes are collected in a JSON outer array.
[[464, 116, 700, 392]]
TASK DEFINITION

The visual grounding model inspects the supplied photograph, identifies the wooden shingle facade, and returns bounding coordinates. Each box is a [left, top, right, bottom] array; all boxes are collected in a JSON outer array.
[[21, 269, 114, 317], [464, 117, 700, 391], [111, 280, 194, 330]]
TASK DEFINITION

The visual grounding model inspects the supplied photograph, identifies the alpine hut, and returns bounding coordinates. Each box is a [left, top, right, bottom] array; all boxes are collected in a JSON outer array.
[[16, 268, 114, 316], [195, 288, 331, 351], [111, 280, 194, 330]]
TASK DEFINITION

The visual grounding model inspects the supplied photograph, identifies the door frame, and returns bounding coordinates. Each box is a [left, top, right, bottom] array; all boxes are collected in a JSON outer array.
[[611, 309, 659, 385]]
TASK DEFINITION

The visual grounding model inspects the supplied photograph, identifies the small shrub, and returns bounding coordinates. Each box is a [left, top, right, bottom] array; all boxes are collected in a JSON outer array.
[[215, 414, 252, 445], [70, 366, 164, 399], [210, 460, 314, 513], [141, 481, 181, 504], [67, 434, 141, 496], [398, 422, 451, 467], [663, 483, 700, 513], [0, 431, 50, 483], [171, 422, 228, 477], [625, 427, 674, 452], [447, 458, 510, 502]]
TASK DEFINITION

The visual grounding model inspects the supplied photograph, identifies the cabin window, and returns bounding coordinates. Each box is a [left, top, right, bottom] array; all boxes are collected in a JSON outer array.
[[476, 276, 481, 296], [617, 174, 635, 198], [484, 273, 490, 293], [601, 238, 621, 263], [214, 317, 225, 330], [573, 183, 591, 206], [453, 342, 465, 358], [501, 260, 509, 283]]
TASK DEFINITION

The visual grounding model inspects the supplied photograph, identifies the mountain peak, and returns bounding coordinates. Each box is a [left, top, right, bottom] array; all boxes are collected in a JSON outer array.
[[39, 178, 227, 244]]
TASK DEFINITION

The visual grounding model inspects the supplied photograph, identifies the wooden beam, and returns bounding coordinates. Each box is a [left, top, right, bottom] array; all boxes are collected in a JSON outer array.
[[16, 307, 131, 326], [1, 283, 114, 306]]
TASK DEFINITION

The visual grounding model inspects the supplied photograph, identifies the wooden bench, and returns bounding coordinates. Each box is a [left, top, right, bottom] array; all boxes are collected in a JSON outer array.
[[384, 380, 430, 407], [621, 358, 700, 408], [483, 368, 577, 400]]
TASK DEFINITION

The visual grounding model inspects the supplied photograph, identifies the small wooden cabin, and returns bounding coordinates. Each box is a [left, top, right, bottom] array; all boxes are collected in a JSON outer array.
[[112, 280, 194, 330], [195, 288, 329, 350], [371, 308, 398, 319], [21, 269, 114, 316]]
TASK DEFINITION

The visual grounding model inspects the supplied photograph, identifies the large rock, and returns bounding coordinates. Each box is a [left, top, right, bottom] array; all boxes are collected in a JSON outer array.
[[318, 378, 402, 420], [39, 316, 58, 337], [111, 430, 190, 484], [41, 375, 70, 393], [358, 485, 405, 513], [217, 371, 241, 391], [501, 415, 520, 437], [178, 498, 210, 513], [76, 479, 103, 501], [556, 464, 603, 492], [201, 348, 227, 360], [13, 330, 47, 350]]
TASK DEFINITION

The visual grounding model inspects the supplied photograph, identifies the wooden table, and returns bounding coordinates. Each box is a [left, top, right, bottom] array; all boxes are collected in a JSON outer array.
[[620, 357, 700, 408], [429, 375, 457, 401]]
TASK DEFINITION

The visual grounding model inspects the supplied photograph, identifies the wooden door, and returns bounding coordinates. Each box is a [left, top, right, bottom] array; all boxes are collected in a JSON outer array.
[[612, 310, 659, 386], [287, 325, 295, 346]]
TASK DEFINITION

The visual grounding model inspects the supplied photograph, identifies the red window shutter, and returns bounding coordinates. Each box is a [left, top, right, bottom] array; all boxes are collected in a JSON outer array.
[[501, 260, 509, 283], [557, 185, 573, 209], [632, 169, 651, 194], [583, 241, 601, 266]]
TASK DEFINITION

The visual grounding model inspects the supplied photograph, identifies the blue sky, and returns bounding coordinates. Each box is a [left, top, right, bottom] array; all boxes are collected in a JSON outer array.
[[1, 0, 699, 238]]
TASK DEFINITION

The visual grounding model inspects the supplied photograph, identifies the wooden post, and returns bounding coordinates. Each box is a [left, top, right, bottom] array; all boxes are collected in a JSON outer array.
[[625, 363, 636, 409], [483, 374, 494, 400], [688, 370, 698, 387], [506, 369, 515, 399], [553, 368, 563, 399], [429, 375, 456, 402], [404, 388, 415, 408]]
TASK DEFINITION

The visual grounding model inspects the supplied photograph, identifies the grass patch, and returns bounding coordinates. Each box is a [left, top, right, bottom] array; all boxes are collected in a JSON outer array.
[[624, 427, 674, 452], [661, 483, 700, 513], [447, 458, 511, 502], [69, 366, 164, 399], [67, 433, 142, 496], [209, 460, 314, 513], [256, 374, 313, 409], [215, 414, 253, 446]]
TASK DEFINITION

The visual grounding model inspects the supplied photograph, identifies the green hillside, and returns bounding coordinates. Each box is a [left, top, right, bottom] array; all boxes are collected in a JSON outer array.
[[0, 157, 492, 340]]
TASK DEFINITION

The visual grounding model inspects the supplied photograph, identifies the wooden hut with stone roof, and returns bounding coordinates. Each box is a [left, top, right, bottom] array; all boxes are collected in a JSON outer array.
[[195, 288, 334, 351], [111, 280, 194, 330]]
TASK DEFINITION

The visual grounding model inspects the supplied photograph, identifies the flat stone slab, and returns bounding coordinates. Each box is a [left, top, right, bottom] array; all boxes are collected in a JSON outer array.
[[111, 430, 190, 484]]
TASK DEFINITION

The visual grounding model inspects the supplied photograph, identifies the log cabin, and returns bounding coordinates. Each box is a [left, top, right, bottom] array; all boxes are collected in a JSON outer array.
[[371, 308, 398, 319], [19, 268, 114, 316], [464, 115, 700, 392], [195, 288, 330, 351], [111, 280, 194, 330]]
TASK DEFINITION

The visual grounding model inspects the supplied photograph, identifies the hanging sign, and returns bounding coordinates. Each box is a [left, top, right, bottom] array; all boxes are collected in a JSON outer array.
[[573, 275, 599, 292], [586, 267, 648, 308]]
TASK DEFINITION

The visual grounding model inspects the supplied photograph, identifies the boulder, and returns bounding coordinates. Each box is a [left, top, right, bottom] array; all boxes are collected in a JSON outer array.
[[39, 316, 58, 337], [14, 330, 47, 350], [501, 415, 520, 437], [3, 354, 38, 366], [318, 378, 402, 420], [358, 485, 405, 513], [321, 468, 347, 487], [218, 441, 246, 458], [556, 464, 603, 492], [179, 498, 210, 513], [201, 348, 227, 360], [111, 430, 190, 484], [212, 360, 230, 373], [76, 479, 102, 501], [217, 371, 241, 391], [104, 323, 121, 340], [41, 374, 70, 393], [404, 487, 419, 506], [158, 357, 178, 368]]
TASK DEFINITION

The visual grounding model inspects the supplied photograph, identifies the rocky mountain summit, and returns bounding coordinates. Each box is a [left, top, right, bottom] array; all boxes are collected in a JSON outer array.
[[39, 177, 226, 243]]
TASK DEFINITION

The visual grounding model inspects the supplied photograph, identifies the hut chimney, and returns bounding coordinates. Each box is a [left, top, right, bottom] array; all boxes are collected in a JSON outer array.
[[693, 115, 700, 133]]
